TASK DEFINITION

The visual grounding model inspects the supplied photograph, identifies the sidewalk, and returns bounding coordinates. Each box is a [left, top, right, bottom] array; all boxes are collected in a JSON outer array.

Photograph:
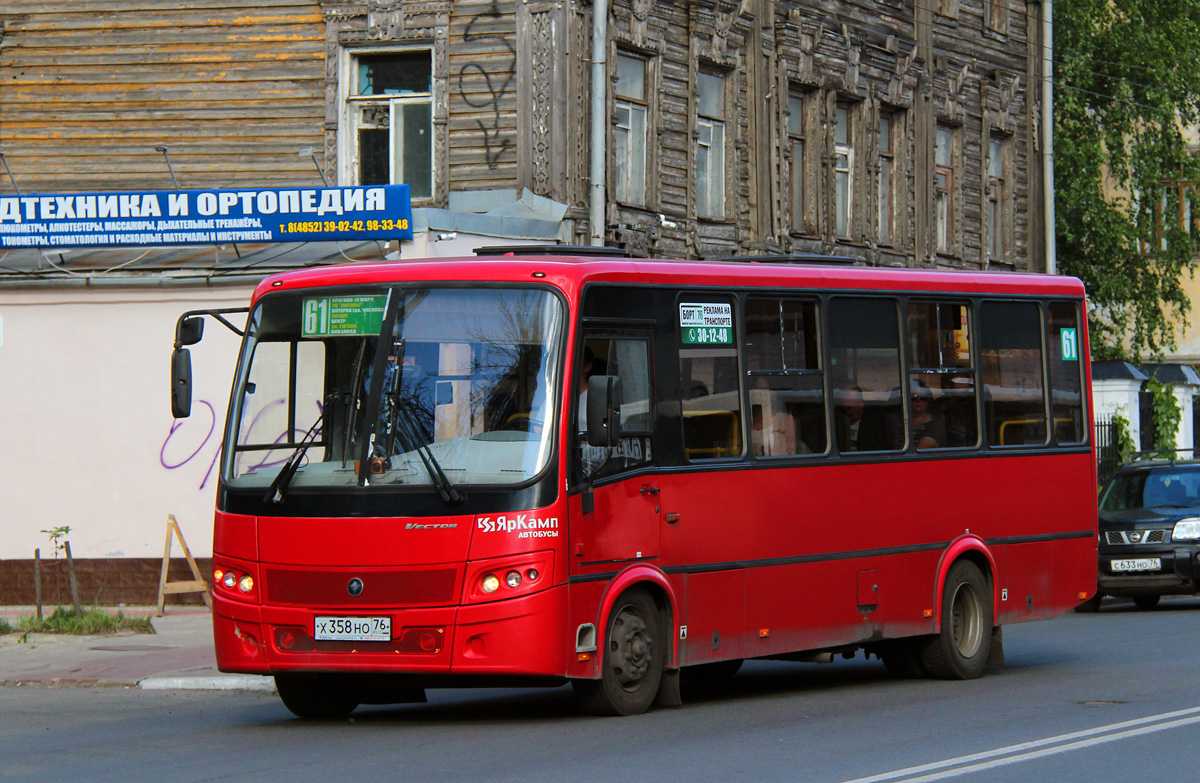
[[0, 606, 274, 692]]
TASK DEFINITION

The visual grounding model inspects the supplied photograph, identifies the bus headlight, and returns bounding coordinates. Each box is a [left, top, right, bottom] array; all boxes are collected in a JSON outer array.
[[222, 571, 237, 589], [238, 575, 255, 593], [505, 570, 522, 588], [1173, 518, 1200, 541], [481, 574, 501, 593]]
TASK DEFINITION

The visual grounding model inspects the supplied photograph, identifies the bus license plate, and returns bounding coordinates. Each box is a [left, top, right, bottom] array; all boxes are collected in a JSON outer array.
[[1111, 558, 1162, 573], [314, 616, 391, 641]]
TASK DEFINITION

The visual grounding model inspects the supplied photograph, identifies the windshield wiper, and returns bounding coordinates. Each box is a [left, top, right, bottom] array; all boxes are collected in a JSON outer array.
[[265, 413, 323, 504], [389, 396, 464, 505]]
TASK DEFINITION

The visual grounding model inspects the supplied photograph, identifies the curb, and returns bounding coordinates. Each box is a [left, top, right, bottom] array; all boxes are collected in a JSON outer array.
[[138, 675, 276, 692]]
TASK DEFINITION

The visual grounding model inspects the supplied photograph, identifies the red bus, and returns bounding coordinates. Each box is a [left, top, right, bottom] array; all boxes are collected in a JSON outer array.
[[171, 251, 1097, 718]]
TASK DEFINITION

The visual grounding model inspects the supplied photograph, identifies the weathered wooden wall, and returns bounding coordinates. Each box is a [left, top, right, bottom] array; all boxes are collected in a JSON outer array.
[[0, 1, 326, 193], [0, 0, 1044, 269]]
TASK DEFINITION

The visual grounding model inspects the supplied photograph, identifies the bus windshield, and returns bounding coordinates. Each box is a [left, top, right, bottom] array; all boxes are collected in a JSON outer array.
[[224, 286, 564, 492]]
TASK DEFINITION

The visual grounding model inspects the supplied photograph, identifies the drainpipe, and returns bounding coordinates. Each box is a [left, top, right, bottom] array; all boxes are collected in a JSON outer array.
[[1042, 0, 1056, 274], [589, 0, 608, 246]]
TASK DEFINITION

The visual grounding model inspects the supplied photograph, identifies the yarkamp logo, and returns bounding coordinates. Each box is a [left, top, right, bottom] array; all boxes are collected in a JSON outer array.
[[405, 523, 458, 530], [477, 514, 560, 539]]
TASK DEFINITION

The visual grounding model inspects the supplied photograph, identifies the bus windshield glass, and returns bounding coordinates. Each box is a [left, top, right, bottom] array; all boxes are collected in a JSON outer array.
[[224, 286, 564, 491]]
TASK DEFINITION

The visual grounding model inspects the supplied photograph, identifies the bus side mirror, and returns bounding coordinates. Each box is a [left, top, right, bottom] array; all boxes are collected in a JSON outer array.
[[171, 347, 193, 419], [176, 316, 204, 346], [586, 375, 622, 447]]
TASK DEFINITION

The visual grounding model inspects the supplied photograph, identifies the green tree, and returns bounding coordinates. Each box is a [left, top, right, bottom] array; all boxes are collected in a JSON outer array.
[[1056, 0, 1200, 360]]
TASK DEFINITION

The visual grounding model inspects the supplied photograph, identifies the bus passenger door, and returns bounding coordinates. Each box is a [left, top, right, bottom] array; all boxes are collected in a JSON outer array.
[[572, 333, 660, 565]]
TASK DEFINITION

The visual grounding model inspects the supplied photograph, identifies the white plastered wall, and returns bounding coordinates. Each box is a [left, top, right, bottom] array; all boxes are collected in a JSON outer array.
[[0, 284, 252, 560], [1092, 378, 1142, 443]]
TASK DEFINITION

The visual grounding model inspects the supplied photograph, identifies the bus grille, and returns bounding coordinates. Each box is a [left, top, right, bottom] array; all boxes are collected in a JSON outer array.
[[265, 567, 458, 607]]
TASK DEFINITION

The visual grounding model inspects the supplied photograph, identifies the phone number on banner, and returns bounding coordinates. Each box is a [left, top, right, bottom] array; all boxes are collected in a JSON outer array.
[[280, 218, 410, 235]]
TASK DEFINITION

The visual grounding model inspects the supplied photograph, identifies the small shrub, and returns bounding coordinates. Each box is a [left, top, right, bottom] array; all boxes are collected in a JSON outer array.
[[17, 607, 153, 636], [0, 618, 12, 635]]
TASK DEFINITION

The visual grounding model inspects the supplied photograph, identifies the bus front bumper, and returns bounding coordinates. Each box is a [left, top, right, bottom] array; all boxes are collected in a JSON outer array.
[[212, 584, 569, 679]]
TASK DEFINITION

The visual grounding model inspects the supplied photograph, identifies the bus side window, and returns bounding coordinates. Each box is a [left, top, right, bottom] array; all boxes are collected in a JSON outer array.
[[679, 298, 742, 460], [1048, 301, 1085, 444], [981, 301, 1046, 446], [577, 337, 653, 479], [744, 297, 826, 456], [905, 302, 978, 449], [828, 297, 905, 452]]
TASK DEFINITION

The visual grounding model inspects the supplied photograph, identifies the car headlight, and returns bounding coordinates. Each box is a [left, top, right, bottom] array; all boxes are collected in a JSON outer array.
[[1173, 517, 1200, 541]]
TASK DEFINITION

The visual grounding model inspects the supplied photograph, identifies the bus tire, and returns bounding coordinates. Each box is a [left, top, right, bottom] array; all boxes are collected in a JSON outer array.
[[573, 588, 663, 716], [918, 560, 993, 680], [275, 674, 360, 720]]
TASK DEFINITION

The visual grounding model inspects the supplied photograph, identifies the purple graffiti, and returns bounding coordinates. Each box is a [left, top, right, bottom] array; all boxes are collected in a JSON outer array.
[[162, 398, 323, 491]]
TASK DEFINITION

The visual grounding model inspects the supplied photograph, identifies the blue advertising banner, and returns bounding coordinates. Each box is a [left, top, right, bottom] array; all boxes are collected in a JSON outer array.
[[0, 184, 413, 249]]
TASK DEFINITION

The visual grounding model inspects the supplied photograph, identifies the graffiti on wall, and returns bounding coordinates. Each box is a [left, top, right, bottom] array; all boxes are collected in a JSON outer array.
[[457, 0, 515, 170]]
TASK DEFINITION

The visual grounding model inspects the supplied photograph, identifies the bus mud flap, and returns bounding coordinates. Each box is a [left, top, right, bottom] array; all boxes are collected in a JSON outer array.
[[987, 626, 1005, 666], [654, 668, 682, 708]]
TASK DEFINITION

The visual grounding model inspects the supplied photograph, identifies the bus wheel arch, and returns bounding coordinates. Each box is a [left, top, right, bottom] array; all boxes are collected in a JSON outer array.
[[573, 584, 667, 715], [920, 556, 994, 679], [574, 570, 676, 716]]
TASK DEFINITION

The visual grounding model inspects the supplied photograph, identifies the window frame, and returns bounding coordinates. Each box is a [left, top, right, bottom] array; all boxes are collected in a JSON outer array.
[[338, 47, 435, 200], [987, 135, 1008, 261], [788, 92, 809, 235], [935, 124, 957, 255], [878, 110, 897, 246], [834, 103, 855, 239], [613, 52, 650, 207], [696, 71, 727, 220]]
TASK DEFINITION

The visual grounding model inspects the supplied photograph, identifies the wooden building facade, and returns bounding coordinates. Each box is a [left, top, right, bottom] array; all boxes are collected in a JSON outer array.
[[0, 0, 1049, 269]]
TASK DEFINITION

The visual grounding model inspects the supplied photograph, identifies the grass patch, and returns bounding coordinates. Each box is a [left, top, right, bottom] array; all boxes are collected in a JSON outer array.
[[15, 607, 154, 636], [0, 617, 11, 635]]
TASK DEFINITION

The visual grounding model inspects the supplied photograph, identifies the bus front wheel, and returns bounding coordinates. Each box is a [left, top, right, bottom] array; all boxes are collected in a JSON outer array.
[[918, 560, 993, 680], [573, 588, 663, 716], [275, 674, 360, 720]]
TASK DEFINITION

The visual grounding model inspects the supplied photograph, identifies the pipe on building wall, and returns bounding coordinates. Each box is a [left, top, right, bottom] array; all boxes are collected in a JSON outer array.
[[588, 0, 608, 246], [1043, 0, 1056, 274]]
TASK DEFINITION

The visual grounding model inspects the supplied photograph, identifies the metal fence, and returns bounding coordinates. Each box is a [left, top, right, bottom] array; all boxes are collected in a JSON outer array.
[[1095, 415, 1121, 487]]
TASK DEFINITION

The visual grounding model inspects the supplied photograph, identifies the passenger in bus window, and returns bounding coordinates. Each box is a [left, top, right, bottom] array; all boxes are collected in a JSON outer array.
[[749, 377, 799, 456], [912, 382, 946, 450], [835, 385, 893, 452]]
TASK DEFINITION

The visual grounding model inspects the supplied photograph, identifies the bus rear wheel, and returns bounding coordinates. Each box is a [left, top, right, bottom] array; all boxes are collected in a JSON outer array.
[[918, 560, 993, 680], [275, 674, 360, 720], [573, 588, 663, 716]]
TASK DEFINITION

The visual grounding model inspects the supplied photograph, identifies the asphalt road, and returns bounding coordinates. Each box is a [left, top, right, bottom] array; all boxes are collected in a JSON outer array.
[[2, 596, 1197, 783]]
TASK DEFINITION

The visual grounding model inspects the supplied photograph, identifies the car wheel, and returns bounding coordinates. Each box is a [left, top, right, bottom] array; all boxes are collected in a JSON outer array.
[[1132, 594, 1161, 610]]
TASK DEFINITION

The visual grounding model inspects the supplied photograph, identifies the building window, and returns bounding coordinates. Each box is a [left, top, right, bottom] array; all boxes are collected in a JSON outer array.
[[986, 0, 1009, 33], [878, 111, 896, 245], [935, 125, 955, 254], [835, 104, 854, 238], [697, 72, 726, 219], [1154, 180, 1197, 251], [987, 137, 1007, 260], [345, 50, 433, 199], [614, 53, 648, 206], [788, 94, 807, 233]]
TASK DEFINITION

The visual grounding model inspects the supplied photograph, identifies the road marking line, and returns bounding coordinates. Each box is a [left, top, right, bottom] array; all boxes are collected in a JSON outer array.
[[841, 706, 1200, 783]]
